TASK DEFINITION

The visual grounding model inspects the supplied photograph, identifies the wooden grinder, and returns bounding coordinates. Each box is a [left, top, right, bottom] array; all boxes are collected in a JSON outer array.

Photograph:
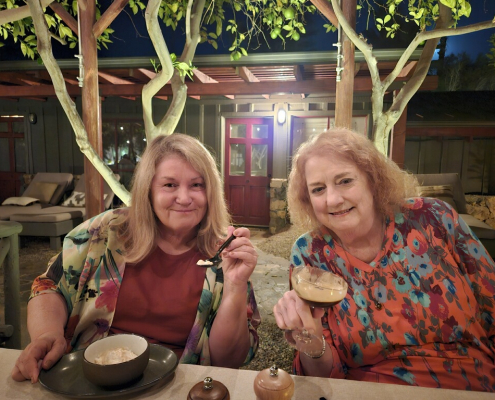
[[188, 377, 230, 400], [253, 365, 294, 400]]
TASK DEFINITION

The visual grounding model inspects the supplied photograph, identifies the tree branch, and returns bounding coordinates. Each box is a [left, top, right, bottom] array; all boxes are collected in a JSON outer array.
[[28, 0, 130, 205], [142, 0, 175, 139], [153, 0, 206, 137], [388, 4, 454, 115]]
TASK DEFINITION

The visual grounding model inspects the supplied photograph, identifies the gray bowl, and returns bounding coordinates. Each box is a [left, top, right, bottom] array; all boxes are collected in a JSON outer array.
[[83, 334, 150, 387]]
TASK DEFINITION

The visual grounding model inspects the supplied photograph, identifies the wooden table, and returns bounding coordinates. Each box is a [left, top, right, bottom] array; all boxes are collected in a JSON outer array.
[[0, 221, 22, 349], [1, 349, 493, 399]]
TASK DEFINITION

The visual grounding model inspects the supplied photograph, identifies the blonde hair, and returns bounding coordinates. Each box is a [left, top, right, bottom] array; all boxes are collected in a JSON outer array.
[[119, 133, 231, 263], [287, 128, 418, 231]]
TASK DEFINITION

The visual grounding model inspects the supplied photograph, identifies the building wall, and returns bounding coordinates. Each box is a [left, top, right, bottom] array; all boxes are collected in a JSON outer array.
[[404, 135, 495, 195]]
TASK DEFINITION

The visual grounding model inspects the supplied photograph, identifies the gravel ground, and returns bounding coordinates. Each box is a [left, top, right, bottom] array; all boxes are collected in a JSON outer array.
[[241, 224, 308, 373], [255, 224, 306, 260]]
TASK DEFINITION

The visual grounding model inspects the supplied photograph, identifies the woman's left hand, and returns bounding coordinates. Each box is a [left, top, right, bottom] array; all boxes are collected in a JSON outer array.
[[220, 226, 257, 289]]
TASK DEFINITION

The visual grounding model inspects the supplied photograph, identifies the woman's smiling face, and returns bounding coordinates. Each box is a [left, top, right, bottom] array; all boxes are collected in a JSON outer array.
[[305, 153, 377, 238], [150, 155, 207, 237]]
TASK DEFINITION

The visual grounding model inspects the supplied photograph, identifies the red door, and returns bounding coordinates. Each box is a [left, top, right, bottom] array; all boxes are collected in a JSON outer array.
[[0, 116, 26, 204], [225, 118, 273, 226]]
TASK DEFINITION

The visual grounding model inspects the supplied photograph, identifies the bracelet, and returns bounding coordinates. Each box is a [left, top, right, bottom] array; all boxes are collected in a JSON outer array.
[[303, 335, 326, 359]]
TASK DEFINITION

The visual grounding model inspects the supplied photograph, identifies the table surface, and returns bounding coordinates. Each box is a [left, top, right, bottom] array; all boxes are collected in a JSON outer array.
[[1, 348, 493, 399]]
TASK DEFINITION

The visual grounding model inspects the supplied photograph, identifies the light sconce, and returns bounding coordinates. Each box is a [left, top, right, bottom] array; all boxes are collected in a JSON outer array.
[[28, 113, 37, 124], [277, 108, 286, 124]]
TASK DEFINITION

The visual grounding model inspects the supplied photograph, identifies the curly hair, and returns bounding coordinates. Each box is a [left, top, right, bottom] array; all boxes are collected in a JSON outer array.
[[287, 128, 418, 231], [118, 133, 231, 263]]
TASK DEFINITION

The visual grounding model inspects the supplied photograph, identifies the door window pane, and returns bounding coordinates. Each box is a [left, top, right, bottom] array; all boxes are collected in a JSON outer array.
[[0, 138, 9, 171], [230, 124, 246, 138], [230, 144, 245, 176], [252, 125, 268, 139], [13, 121, 24, 133], [292, 117, 329, 155], [0, 122, 8, 133], [251, 144, 268, 177], [15, 138, 26, 173]]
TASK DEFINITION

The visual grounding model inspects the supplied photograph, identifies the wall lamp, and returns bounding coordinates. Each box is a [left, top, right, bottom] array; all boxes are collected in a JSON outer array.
[[277, 108, 286, 124]]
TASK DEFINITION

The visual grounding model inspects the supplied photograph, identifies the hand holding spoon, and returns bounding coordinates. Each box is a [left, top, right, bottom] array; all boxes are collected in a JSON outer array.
[[197, 233, 236, 267]]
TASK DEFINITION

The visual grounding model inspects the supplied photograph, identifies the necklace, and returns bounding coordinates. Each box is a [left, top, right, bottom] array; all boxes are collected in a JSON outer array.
[[335, 221, 386, 311]]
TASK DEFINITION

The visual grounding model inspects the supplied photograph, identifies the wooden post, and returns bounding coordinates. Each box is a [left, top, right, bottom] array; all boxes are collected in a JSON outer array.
[[80, 0, 104, 218], [390, 96, 407, 168], [0, 221, 22, 349], [335, 0, 356, 129]]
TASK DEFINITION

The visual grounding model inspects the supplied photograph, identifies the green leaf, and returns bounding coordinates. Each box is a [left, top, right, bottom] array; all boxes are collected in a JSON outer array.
[[439, 0, 456, 9], [282, 25, 292, 31], [209, 32, 218, 39], [211, 40, 218, 50], [384, 15, 391, 24], [376, 18, 383, 25], [240, 47, 248, 56]]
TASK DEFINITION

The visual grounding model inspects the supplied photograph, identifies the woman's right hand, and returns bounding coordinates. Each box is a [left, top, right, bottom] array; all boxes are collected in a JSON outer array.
[[11, 331, 67, 383], [273, 289, 325, 334]]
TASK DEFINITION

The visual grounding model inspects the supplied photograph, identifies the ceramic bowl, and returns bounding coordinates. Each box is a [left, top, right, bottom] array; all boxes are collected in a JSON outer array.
[[82, 334, 150, 387]]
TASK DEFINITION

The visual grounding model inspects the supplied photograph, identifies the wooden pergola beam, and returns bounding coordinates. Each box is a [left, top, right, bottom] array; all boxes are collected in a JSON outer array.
[[0, 76, 439, 97], [310, 0, 338, 27], [93, 0, 129, 38], [49, 2, 78, 35], [0, 0, 52, 25], [193, 69, 235, 99]]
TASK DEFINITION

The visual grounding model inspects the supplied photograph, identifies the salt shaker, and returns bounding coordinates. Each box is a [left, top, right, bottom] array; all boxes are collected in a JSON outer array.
[[187, 377, 230, 400], [253, 365, 294, 400]]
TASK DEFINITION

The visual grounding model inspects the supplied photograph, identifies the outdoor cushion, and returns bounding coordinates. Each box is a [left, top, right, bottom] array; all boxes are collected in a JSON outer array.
[[2, 197, 39, 206], [22, 172, 74, 205], [0, 204, 45, 221], [417, 184, 457, 210], [11, 209, 84, 223], [22, 181, 59, 203], [62, 191, 107, 207]]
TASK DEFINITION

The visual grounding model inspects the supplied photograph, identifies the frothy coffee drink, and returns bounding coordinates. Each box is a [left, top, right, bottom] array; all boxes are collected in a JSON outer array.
[[291, 267, 347, 307]]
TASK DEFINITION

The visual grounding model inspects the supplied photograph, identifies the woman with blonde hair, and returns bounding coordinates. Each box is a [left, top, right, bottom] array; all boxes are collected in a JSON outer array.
[[13, 133, 260, 383], [274, 128, 495, 391]]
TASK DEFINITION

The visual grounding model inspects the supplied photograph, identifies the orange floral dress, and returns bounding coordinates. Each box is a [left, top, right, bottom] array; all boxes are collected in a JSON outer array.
[[291, 198, 495, 392]]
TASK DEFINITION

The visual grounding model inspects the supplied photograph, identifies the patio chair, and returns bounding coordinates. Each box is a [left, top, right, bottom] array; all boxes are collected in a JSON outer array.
[[0, 173, 73, 221], [10, 174, 119, 250]]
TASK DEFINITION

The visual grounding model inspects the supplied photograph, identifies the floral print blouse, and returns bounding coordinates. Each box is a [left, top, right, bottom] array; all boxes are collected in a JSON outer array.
[[30, 208, 260, 366], [291, 198, 495, 392]]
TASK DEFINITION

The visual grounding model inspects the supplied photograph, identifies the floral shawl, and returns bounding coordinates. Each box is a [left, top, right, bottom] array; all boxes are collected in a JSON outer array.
[[291, 198, 495, 391], [30, 208, 260, 366]]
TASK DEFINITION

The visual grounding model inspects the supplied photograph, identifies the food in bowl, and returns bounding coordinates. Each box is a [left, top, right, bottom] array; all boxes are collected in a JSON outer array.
[[83, 334, 150, 387], [94, 347, 138, 365]]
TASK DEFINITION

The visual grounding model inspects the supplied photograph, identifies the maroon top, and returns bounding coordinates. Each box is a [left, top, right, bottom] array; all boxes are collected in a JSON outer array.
[[110, 245, 206, 358]]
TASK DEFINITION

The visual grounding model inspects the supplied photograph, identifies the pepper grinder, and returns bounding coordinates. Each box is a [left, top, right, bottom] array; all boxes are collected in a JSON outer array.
[[187, 377, 230, 400], [253, 365, 294, 400]]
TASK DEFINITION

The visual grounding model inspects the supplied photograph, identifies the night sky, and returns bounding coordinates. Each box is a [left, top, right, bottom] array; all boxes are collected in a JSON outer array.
[[0, 1, 494, 62]]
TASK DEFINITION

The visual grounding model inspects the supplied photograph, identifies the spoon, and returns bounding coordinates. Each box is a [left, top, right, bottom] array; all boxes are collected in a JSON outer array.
[[197, 233, 236, 267]]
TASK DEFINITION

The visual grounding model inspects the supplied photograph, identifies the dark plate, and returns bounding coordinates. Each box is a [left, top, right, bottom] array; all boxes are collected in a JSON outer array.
[[39, 344, 178, 399]]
